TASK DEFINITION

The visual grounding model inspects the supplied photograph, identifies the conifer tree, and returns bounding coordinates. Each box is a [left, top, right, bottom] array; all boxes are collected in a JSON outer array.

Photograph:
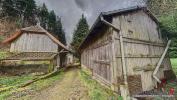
[[55, 17, 67, 45], [2, 0, 37, 26], [23, 0, 37, 26], [48, 10, 57, 33], [71, 14, 89, 57], [38, 3, 49, 29], [2, 0, 18, 17]]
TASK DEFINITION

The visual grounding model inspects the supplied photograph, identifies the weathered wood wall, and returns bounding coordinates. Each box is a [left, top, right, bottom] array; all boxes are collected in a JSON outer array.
[[81, 10, 173, 94], [112, 10, 172, 92], [10, 33, 58, 52], [81, 27, 113, 86]]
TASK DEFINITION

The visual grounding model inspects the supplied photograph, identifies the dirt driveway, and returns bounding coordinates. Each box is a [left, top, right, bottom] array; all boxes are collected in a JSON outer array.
[[31, 68, 89, 100]]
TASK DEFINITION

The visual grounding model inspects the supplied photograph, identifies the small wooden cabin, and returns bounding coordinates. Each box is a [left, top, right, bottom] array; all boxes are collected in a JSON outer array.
[[0, 25, 68, 75], [79, 6, 175, 95]]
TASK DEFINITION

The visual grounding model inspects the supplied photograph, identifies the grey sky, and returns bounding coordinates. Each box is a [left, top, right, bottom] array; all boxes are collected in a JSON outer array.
[[36, 0, 146, 44]]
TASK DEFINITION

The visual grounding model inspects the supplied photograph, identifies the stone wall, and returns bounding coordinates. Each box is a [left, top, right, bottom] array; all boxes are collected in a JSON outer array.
[[0, 64, 49, 75]]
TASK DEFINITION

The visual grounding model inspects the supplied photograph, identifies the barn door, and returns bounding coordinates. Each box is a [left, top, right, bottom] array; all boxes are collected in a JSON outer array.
[[93, 43, 112, 84]]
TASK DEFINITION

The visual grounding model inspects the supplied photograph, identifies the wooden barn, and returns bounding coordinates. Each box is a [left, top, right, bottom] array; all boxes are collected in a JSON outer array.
[[0, 24, 69, 75], [79, 6, 175, 96]]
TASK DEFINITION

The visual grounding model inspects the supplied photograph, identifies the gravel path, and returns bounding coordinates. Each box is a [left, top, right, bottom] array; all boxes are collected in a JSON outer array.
[[31, 68, 89, 100]]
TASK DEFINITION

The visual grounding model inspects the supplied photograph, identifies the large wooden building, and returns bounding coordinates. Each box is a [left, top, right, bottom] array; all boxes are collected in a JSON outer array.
[[0, 25, 68, 75], [79, 6, 175, 95]]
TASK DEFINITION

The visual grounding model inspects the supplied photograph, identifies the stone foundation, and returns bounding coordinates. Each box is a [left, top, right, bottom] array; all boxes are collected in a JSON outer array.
[[0, 64, 49, 75]]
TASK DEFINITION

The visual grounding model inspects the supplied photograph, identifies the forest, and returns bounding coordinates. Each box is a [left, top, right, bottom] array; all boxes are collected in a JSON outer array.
[[0, 0, 66, 45]]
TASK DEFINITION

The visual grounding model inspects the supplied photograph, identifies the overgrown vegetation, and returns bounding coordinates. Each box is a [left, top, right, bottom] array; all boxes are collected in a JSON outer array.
[[0, 0, 66, 45], [0, 52, 12, 59], [0, 75, 34, 87], [0, 70, 64, 100], [147, 0, 177, 58], [171, 59, 177, 74], [79, 69, 122, 100], [27, 70, 64, 91], [0, 75, 35, 99]]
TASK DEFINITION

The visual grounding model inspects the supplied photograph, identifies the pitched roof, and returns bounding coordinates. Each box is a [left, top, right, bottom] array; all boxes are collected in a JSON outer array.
[[79, 6, 159, 51], [21, 25, 46, 33], [2, 25, 68, 51]]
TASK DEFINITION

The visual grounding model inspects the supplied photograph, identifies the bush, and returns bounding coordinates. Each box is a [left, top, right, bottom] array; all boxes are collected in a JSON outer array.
[[159, 13, 177, 58]]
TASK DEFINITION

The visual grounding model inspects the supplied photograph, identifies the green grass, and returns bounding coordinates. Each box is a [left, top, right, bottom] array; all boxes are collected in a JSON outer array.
[[79, 70, 122, 100], [27, 70, 64, 91], [0, 70, 64, 100], [170, 58, 177, 75], [0, 52, 9, 59], [0, 75, 35, 87], [0, 36, 4, 42], [0, 75, 35, 100]]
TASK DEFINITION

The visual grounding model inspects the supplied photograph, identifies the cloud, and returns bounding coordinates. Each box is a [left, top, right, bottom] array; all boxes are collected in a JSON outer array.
[[35, 0, 146, 44]]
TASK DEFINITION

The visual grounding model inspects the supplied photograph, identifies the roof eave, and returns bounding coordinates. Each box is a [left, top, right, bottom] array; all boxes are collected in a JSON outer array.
[[78, 13, 103, 52], [78, 6, 160, 52]]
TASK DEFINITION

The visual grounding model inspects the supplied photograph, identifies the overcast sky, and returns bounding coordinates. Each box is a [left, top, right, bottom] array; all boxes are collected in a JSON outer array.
[[35, 0, 146, 44]]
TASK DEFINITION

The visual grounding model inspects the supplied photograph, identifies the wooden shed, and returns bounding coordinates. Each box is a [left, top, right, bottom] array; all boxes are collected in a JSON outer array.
[[0, 24, 68, 75], [79, 6, 175, 96]]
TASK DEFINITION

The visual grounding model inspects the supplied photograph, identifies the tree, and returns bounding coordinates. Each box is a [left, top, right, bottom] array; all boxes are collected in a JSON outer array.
[[48, 10, 57, 33], [23, 0, 37, 26], [55, 17, 67, 45], [147, 0, 177, 58], [2, 0, 37, 26], [37, 3, 49, 29], [71, 14, 89, 57], [2, 0, 18, 17], [147, 0, 177, 16]]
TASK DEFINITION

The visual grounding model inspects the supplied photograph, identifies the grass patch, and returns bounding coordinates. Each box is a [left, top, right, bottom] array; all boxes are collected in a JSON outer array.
[[0, 52, 9, 59], [0, 75, 35, 87], [0, 75, 35, 100], [171, 58, 177, 74], [79, 69, 121, 100], [27, 70, 64, 91], [0, 70, 65, 100], [0, 36, 4, 42]]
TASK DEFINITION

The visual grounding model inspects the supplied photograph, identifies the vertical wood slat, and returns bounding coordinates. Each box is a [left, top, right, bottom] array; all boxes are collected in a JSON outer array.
[[112, 10, 171, 92], [81, 9, 172, 94], [10, 33, 58, 52], [81, 28, 112, 83]]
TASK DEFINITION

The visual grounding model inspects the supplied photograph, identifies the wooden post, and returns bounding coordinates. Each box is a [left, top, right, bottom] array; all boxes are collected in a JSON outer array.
[[111, 28, 118, 91], [153, 40, 171, 83], [49, 60, 54, 73], [56, 54, 60, 68]]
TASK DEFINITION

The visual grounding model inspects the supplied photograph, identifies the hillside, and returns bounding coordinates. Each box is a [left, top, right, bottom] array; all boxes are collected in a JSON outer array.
[[0, 18, 19, 42]]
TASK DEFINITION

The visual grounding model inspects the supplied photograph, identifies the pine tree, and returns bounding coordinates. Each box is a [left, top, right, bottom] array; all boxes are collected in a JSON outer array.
[[55, 17, 67, 45], [48, 10, 57, 33], [2, 0, 37, 26], [23, 0, 37, 26], [71, 14, 89, 57], [2, 0, 18, 17], [37, 3, 49, 29]]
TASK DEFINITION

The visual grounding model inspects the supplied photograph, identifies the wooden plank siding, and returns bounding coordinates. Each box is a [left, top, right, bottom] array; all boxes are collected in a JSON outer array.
[[10, 33, 58, 52], [81, 27, 113, 85], [81, 9, 173, 94], [112, 10, 172, 91]]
